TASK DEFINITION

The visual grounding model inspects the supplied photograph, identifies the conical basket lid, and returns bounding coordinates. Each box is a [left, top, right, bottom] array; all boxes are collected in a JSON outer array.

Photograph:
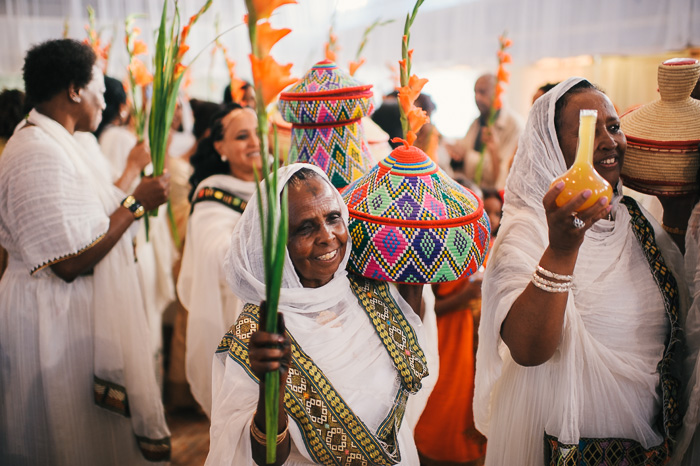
[[342, 143, 490, 284], [620, 58, 700, 196]]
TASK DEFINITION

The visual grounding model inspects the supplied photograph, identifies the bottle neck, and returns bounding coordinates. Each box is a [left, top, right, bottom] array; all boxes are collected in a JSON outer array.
[[574, 113, 596, 167]]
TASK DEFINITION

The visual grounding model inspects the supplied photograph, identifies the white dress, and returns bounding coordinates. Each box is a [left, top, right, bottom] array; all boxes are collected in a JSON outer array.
[[177, 174, 256, 417], [473, 78, 688, 466], [0, 119, 167, 465], [98, 125, 177, 388]]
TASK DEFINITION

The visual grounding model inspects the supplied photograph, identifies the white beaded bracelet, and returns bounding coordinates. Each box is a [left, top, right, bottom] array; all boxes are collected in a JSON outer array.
[[536, 265, 573, 282], [531, 272, 572, 293]]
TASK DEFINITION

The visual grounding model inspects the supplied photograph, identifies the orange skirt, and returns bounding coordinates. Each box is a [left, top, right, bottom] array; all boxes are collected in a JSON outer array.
[[414, 281, 486, 464]]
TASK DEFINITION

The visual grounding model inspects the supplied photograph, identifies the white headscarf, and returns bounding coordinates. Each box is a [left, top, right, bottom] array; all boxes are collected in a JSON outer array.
[[474, 78, 687, 465], [225, 163, 352, 315]]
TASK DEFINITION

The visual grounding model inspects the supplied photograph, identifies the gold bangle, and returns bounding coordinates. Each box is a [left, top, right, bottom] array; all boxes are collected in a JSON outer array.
[[662, 224, 686, 235], [250, 414, 289, 445]]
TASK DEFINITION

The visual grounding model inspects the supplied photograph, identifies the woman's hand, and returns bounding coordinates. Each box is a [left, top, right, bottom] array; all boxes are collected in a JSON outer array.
[[125, 141, 151, 173], [544, 181, 612, 255], [250, 306, 292, 466], [132, 173, 170, 211], [250, 306, 291, 391]]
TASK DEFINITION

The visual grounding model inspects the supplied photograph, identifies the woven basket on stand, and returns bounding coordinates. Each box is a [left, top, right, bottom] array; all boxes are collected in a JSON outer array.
[[620, 58, 700, 196]]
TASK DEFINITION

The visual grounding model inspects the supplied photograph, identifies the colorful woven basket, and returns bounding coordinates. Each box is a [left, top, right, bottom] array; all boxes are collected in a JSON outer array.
[[342, 143, 490, 284], [621, 58, 700, 196], [279, 60, 375, 190]]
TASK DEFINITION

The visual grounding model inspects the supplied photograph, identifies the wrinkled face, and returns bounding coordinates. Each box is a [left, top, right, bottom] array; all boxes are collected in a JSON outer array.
[[474, 75, 496, 117], [75, 65, 106, 132], [214, 108, 261, 182], [557, 89, 627, 188], [287, 176, 348, 289]]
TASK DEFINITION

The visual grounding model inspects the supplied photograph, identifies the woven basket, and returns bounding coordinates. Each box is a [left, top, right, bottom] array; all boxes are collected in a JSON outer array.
[[279, 60, 375, 189], [620, 58, 700, 196], [342, 143, 490, 284]]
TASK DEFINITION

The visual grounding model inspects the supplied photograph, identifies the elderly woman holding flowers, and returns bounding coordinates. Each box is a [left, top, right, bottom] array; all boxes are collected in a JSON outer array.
[[206, 164, 430, 466]]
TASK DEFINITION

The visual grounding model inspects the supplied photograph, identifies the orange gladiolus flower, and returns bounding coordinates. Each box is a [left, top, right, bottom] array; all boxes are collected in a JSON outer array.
[[129, 59, 154, 86], [256, 21, 291, 57], [406, 131, 417, 146], [499, 36, 513, 48], [407, 106, 429, 133], [398, 92, 412, 115], [493, 95, 502, 110], [497, 65, 510, 84], [250, 54, 297, 106], [133, 40, 148, 56], [250, 0, 297, 20], [348, 58, 366, 76], [173, 62, 187, 80], [177, 43, 190, 60], [497, 50, 512, 63], [398, 74, 428, 107], [324, 43, 337, 62], [398, 58, 407, 73]]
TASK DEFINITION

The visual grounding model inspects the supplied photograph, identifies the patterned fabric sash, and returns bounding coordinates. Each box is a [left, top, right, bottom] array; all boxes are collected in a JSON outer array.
[[544, 434, 669, 466], [93, 376, 171, 461], [217, 274, 428, 465], [544, 197, 682, 465], [190, 186, 247, 214]]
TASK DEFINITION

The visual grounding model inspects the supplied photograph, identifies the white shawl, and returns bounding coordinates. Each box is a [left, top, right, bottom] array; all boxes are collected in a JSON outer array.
[[25, 110, 170, 450], [207, 163, 430, 465], [473, 78, 688, 466], [177, 174, 256, 417]]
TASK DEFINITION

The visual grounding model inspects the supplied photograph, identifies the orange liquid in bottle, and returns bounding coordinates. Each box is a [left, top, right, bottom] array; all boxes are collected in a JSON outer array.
[[551, 109, 612, 211]]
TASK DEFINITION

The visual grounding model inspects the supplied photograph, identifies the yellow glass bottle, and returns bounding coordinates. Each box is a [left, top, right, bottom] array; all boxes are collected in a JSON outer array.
[[551, 109, 612, 211]]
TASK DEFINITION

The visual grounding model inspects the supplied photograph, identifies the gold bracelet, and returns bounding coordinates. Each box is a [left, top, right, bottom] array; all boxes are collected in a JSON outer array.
[[662, 224, 687, 235], [250, 414, 289, 445]]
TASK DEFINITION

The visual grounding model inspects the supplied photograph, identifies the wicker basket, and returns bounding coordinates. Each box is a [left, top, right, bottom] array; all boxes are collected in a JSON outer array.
[[342, 143, 490, 284], [620, 58, 700, 196]]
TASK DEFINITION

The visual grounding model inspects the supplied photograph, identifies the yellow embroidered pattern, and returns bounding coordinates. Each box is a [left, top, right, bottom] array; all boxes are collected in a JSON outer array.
[[217, 275, 428, 465]]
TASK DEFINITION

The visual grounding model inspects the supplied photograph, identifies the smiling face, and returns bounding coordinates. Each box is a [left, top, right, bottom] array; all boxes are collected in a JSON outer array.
[[75, 65, 106, 132], [214, 108, 261, 182], [287, 176, 348, 289], [556, 88, 626, 187]]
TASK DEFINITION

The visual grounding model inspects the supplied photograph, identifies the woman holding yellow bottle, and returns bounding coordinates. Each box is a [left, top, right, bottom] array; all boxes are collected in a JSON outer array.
[[474, 78, 692, 465]]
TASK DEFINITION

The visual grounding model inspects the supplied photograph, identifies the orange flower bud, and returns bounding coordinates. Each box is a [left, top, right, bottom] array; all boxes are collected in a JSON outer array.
[[348, 58, 366, 76], [324, 43, 337, 63], [173, 62, 186, 80], [406, 131, 417, 146]]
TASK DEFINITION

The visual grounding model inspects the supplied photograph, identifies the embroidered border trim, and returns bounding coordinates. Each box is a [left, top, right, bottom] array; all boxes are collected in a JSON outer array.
[[218, 283, 428, 466], [136, 435, 172, 462], [348, 274, 428, 394], [30, 232, 106, 275], [94, 375, 130, 417], [544, 433, 669, 466], [190, 186, 247, 214], [622, 196, 683, 442]]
